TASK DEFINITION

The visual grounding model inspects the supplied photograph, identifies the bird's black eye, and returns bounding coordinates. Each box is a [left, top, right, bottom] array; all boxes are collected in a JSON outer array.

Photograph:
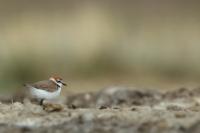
[[57, 80, 61, 83]]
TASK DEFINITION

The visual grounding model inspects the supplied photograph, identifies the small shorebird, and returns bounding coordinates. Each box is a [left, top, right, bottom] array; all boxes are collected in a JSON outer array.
[[25, 76, 67, 105]]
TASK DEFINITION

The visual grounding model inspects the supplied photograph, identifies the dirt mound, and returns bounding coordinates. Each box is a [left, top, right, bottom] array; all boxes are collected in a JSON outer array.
[[66, 86, 162, 108], [66, 86, 200, 108]]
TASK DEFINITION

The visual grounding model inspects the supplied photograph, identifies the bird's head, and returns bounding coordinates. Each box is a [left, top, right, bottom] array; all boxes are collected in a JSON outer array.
[[49, 76, 67, 87]]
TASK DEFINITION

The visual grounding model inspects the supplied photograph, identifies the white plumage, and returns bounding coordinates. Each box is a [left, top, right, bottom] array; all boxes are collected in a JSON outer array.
[[29, 86, 61, 100]]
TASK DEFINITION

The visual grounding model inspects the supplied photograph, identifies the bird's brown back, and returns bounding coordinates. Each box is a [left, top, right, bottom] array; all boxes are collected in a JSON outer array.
[[30, 80, 58, 92]]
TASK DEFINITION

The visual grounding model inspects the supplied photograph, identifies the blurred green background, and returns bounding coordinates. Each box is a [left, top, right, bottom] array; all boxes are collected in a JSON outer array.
[[1, 0, 200, 92]]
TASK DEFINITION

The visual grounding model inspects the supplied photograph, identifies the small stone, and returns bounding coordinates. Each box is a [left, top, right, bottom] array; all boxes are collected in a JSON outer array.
[[99, 106, 107, 110], [131, 107, 137, 111], [132, 100, 142, 106], [43, 103, 64, 112], [113, 107, 120, 110], [175, 112, 186, 118], [166, 105, 184, 111], [189, 106, 200, 112], [68, 104, 77, 109]]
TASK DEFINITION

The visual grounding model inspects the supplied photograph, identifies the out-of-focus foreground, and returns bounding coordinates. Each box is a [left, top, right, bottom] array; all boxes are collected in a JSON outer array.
[[1, 87, 200, 133], [1, 1, 200, 91]]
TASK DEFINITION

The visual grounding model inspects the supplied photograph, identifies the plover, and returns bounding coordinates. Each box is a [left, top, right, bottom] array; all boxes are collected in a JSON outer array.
[[25, 76, 66, 105]]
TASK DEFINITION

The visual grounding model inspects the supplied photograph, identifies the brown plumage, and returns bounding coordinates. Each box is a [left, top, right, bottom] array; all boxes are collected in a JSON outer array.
[[52, 76, 63, 81], [29, 80, 58, 92]]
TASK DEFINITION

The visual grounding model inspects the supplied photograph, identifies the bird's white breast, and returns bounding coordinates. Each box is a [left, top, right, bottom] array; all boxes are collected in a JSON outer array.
[[30, 87, 61, 100]]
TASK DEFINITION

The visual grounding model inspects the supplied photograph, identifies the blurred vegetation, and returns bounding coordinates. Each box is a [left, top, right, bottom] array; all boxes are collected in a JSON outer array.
[[1, 1, 200, 91]]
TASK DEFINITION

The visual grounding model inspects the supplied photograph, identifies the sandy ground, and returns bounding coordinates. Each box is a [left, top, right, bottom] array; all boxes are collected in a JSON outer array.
[[0, 86, 200, 133]]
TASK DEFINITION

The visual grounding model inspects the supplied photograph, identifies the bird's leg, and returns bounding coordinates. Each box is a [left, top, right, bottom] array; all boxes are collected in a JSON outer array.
[[40, 99, 44, 105]]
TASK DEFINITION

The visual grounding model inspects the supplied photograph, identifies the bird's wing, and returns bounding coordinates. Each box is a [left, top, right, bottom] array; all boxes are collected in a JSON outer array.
[[29, 80, 58, 92]]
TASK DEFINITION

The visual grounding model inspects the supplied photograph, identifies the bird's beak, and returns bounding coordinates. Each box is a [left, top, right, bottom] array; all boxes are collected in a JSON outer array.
[[61, 81, 67, 86]]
